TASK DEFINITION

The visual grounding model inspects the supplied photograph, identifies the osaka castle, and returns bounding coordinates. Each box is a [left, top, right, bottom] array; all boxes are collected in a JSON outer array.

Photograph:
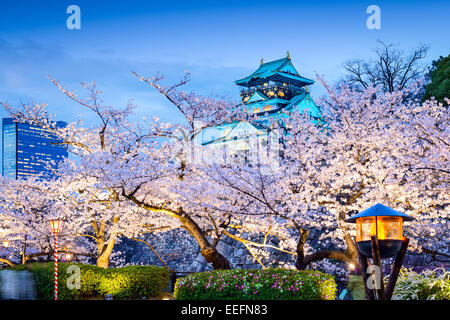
[[199, 53, 322, 164]]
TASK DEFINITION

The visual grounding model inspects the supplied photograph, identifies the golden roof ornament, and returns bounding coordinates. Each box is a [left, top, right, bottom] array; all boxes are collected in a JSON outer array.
[[286, 51, 290, 59], [305, 85, 309, 93], [260, 57, 264, 65]]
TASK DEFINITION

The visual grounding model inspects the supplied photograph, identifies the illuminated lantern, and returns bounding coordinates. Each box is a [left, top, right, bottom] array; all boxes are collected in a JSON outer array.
[[49, 219, 62, 235], [48, 218, 63, 300], [345, 203, 414, 258], [2, 240, 9, 248]]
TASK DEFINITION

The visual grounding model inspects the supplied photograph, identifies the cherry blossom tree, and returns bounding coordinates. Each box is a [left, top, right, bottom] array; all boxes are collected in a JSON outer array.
[[0, 176, 96, 266], [99, 71, 250, 269], [2, 73, 247, 270], [393, 96, 449, 260], [1, 81, 154, 268], [189, 78, 448, 275], [2, 72, 446, 275]]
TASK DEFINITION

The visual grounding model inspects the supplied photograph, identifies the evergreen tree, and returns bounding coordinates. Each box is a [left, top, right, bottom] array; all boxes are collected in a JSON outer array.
[[423, 54, 450, 106]]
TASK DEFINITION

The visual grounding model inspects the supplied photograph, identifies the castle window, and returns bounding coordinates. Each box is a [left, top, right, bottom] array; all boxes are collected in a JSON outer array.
[[264, 105, 271, 111]]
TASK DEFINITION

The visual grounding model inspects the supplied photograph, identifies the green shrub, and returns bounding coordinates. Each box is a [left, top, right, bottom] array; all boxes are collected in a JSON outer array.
[[174, 268, 336, 300], [392, 267, 450, 300], [9, 262, 169, 300], [97, 265, 170, 299]]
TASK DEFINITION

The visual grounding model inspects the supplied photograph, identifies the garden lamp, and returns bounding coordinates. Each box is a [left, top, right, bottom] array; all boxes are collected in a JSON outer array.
[[49, 219, 63, 235], [49, 218, 63, 300], [345, 203, 414, 258]]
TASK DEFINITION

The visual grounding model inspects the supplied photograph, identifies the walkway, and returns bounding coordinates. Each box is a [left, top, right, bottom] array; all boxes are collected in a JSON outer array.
[[0, 270, 37, 300]]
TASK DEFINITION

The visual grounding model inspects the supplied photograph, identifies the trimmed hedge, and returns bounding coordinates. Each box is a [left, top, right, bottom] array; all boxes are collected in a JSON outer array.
[[9, 262, 169, 300], [174, 268, 336, 300]]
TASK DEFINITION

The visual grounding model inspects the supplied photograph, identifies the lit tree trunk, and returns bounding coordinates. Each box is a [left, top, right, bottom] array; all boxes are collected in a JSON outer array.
[[177, 212, 231, 270], [96, 236, 117, 269], [20, 235, 29, 265], [0, 258, 14, 267], [96, 250, 112, 269], [295, 228, 309, 270], [123, 192, 231, 270], [93, 217, 119, 269], [295, 228, 358, 270]]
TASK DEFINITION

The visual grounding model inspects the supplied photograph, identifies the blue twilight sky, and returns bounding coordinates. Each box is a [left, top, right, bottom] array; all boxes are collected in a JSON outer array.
[[0, 0, 449, 126]]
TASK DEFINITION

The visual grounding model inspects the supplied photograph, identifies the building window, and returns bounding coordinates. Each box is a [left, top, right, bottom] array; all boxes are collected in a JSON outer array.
[[264, 105, 271, 111]]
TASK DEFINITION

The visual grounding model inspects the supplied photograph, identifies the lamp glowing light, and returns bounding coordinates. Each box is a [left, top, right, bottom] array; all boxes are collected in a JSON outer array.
[[345, 203, 414, 258], [2, 240, 9, 248], [48, 218, 63, 300], [49, 219, 62, 235]]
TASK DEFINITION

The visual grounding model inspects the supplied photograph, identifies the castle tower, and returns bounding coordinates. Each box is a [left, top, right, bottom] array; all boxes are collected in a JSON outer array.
[[200, 54, 322, 164], [235, 54, 320, 119]]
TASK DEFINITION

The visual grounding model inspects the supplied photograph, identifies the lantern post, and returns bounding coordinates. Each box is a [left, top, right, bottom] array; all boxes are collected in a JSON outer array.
[[345, 203, 414, 300], [49, 219, 63, 301]]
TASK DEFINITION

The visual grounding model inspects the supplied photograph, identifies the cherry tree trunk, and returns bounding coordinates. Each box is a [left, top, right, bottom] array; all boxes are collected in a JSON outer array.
[[95, 236, 117, 269], [178, 214, 231, 270], [96, 253, 110, 269], [201, 247, 231, 270]]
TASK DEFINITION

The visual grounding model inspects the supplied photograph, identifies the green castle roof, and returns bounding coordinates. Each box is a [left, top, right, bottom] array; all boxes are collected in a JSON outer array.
[[247, 97, 290, 109], [285, 92, 322, 118], [235, 57, 314, 87]]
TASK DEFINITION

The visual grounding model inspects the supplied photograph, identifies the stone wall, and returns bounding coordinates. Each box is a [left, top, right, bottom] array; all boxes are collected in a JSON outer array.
[[117, 229, 200, 271], [116, 229, 449, 274], [116, 229, 295, 272], [188, 233, 296, 273]]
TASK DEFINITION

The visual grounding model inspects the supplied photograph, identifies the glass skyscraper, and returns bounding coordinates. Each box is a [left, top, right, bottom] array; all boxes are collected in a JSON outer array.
[[1, 118, 68, 180]]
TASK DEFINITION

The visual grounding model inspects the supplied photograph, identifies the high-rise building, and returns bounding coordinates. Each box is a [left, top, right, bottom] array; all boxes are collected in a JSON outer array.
[[1, 118, 68, 179]]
